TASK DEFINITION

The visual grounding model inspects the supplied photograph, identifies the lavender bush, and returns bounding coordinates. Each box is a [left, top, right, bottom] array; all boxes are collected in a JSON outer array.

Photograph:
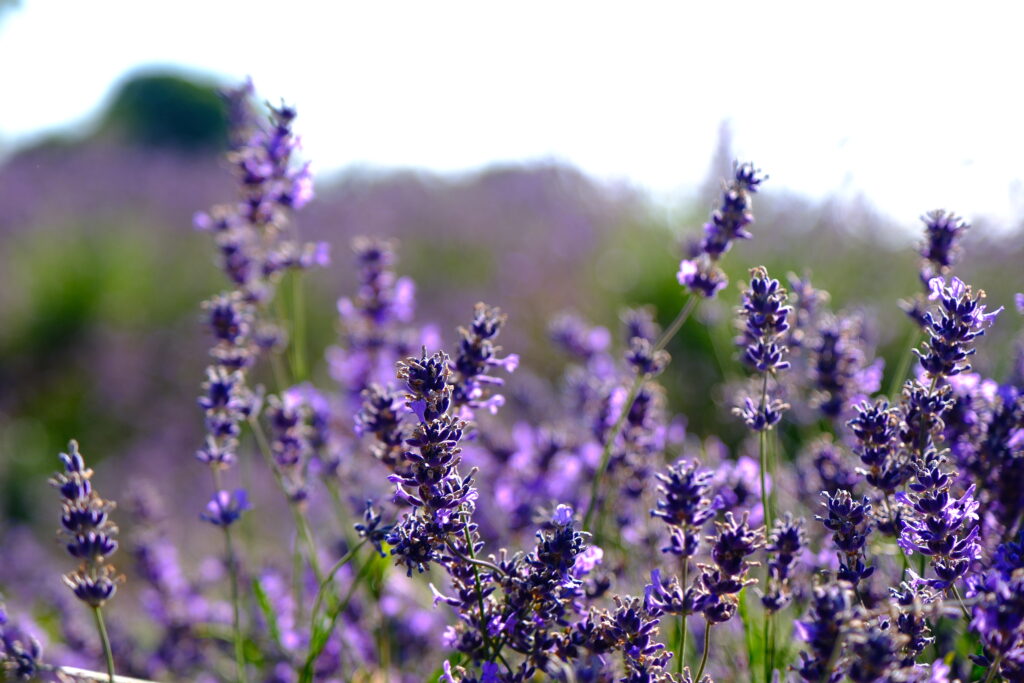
[[2, 83, 1023, 683]]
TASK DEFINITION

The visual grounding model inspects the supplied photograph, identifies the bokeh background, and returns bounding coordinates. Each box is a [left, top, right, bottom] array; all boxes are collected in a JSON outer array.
[[1, 0, 1023, 638]]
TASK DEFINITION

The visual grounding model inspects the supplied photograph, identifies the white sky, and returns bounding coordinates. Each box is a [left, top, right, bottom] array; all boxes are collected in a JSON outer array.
[[2, 1, 1024, 227]]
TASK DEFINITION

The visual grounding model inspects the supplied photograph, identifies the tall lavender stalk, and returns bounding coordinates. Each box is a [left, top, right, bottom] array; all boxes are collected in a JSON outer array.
[[584, 161, 766, 535], [733, 266, 791, 529], [898, 276, 1000, 601], [193, 82, 327, 683], [50, 441, 119, 682]]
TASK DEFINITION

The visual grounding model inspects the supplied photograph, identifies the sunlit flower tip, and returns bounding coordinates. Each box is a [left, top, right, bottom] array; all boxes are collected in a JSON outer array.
[[495, 353, 520, 372], [677, 259, 698, 284], [429, 583, 459, 608], [571, 546, 604, 578], [552, 504, 574, 526], [200, 489, 251, 527]]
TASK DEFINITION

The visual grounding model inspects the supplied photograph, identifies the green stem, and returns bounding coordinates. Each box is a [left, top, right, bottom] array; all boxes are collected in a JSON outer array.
[[91, 606, 116, 683], [676, 557, 689, 674], [308, 539, 368, 635], [887, 329, 921, 398], [299, 554, 374, 682], [290, 271, 309, 382], [222, 524, 248, 683], [758, 372, 773, 530], [249, 416, 323, 583], [695, 621, 712, 681], [583, 295, 698, 534], [983, 653, 1004, 683], [463, 526, 497, 662], [950, 583, 972, 621], [445, 539, 506, 575], [762, 609, 771, 683]]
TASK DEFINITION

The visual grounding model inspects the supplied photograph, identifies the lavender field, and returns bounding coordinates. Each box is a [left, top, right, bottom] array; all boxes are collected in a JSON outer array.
[[2, 65, 1024, 683]]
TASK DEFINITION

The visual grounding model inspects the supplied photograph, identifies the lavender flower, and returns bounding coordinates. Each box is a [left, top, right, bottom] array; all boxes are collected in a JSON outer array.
[[625, 337, 670, 377], [329, 236, 421, 403], [808, 315, 882, 420], [786, 272, 829, 351], [888, 581, 936, 666], [845, 622, 902, 683], [896, 455, 980, 591], [794, 582, 854, 682], [0, 603, 44, 681], [549, 312, 612, 363], [732, 267, 791, 432], [650, 459, 717, 557], [848, 399, 911, 534], [356, 383, 408, 472], [266, 392, 314, 504], [817, 490, 874, 587], [200, 489, 251, 527], [761, 514, 806, 613], [800, 437, 859, 497], [450, 303, 519, 419], [919, 210, 969, 276], [194, 95, 325, 299], [916, 276, 1001, 379], [575, 597, 669, 679], [678, 162, 766, 298], [387, 348, 477, 575], [50, 441, 121, 608], [621, 307, 660, 346], [974, 582, 1024, 678], [695, 512, 762, 624], [736, 267, 791, 374]]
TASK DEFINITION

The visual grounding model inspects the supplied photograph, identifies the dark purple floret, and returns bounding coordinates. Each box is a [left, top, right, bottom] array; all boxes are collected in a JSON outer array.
[[970, 573, 1024, 677], [199, 489, 251, 527], [817, 490, 874, 587], [762, 514, 806, 612], [0, 605, 44, 680], [625, 337, 670, 377], [920, 210, 969, 274], [677, 258, 728, 299], [794, 582, 853, 682], [693, 512, 762, 625], [845, 623, 900, 683], [848, 399, 913, 507], [809, 315, 882, 420], [621, 307, 660, 346], [888, 582, 935, 666], [650, 459, 716, 557], [354, 501, 395, 558], [733, 395, 789, 432]]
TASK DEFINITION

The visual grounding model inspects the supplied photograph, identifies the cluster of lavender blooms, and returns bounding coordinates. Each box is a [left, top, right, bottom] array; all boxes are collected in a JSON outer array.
[[5, 83, 1024, 683]]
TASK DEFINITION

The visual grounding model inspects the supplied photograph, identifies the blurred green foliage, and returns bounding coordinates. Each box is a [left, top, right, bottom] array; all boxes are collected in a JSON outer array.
[[101, 73, 229, 151]]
